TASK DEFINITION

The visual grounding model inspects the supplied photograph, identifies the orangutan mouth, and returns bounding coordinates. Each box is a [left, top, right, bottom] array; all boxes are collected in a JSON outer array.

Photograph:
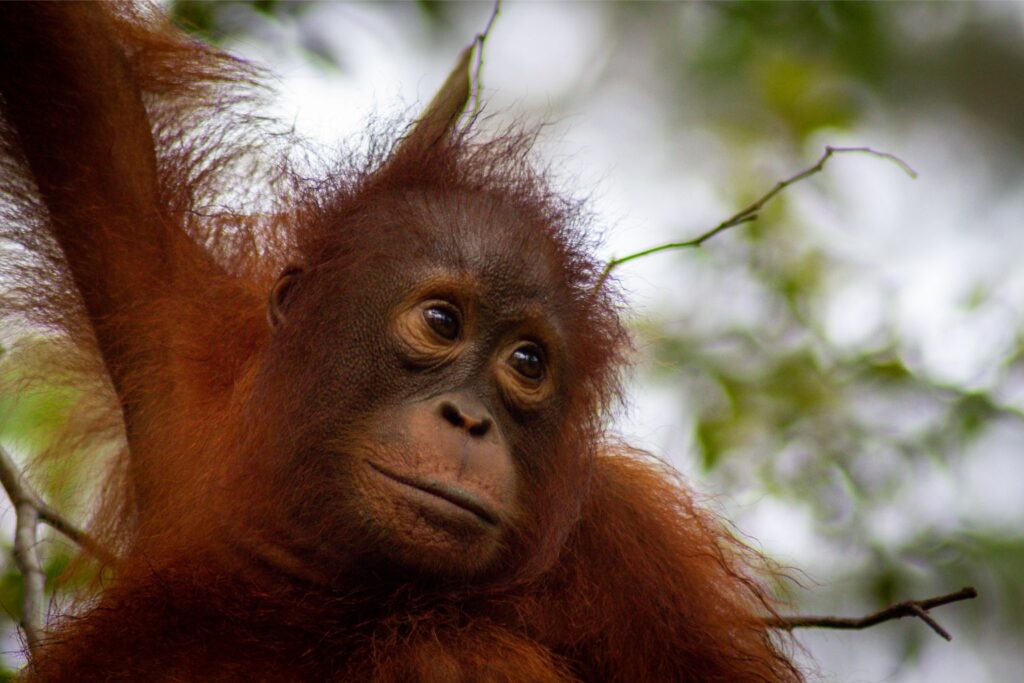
[[367, 460, 500, 527]]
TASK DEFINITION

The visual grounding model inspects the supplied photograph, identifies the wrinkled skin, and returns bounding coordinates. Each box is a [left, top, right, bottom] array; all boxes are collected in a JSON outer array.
[[261, 192, 576, 578]]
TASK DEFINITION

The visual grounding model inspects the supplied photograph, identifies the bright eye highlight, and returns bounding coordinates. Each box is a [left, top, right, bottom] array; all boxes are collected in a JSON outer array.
[[509, 344, 544, 380], [423, 304, 461, 341]]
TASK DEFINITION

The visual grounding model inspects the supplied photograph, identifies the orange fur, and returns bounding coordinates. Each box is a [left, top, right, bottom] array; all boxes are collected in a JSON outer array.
[[0, 3, 801, 681]]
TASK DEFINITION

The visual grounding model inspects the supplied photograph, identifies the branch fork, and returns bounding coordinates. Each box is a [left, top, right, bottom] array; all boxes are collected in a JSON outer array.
[[0, 444, 112, 654], [594, 145, 917, 293], [771, 587, 978, 641]]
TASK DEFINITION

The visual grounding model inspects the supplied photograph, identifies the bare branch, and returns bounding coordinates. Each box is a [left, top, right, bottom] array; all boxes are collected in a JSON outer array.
[[0, 443, 116, 654], [12, 499, 43, 655], [769, 587, 977, 641], [0, 445, 47, 654], [35, 497, 113, 564], [594, 146, 917, 294], [0, 445, 112, 563], [470, 0, 501, 120]]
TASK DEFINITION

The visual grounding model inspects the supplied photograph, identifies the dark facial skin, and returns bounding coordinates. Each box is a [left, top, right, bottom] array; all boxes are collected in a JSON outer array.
[[262, 191, 572, 578]]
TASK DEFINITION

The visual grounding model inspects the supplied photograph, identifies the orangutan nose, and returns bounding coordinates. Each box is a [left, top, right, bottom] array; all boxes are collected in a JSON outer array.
[[438, 397, 493, 438]]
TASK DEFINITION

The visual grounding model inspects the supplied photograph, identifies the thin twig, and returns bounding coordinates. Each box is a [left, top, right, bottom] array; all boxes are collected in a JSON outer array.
[[11, 499, 43, 655], [0, 444, 115, 654], [770, 586, 977, 641], [470, 0, 501, 120], [593, 146, 917, 294]]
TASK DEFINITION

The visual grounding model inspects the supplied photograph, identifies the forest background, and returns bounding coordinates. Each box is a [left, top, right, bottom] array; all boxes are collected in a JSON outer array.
[[0, 2, 1022, 681]]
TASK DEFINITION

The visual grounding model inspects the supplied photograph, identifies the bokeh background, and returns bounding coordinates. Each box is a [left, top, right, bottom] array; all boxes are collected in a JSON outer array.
[[1, 2, 1022, 680]]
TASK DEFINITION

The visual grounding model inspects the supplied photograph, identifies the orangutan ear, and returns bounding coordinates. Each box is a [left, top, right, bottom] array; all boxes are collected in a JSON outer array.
[[394, 43, 474, 159], [267, 265, 304, 330]]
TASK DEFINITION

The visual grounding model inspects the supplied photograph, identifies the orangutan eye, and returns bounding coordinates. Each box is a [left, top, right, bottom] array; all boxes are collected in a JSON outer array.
[[509, 344, 545, 381], [423, 304, 461, 341]]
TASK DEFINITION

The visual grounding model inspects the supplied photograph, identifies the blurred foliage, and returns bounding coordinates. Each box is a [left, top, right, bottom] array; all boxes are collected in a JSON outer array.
[[585, 2, 1023, 676], [170, 0, 287, 42], [601, 4, 1024, 676], [1, 0, 1021, 678]]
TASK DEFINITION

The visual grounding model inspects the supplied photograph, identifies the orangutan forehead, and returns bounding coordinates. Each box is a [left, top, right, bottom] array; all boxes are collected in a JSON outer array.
[[396, 189, 565, 296]]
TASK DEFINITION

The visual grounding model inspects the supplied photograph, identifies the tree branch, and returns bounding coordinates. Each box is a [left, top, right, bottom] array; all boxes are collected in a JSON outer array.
[[0, 443, 115, 654], [11, 497, 43, 655], [769, 586, 978, 641], [470, 0, 501, 120], [593, 145, 917, 294]]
